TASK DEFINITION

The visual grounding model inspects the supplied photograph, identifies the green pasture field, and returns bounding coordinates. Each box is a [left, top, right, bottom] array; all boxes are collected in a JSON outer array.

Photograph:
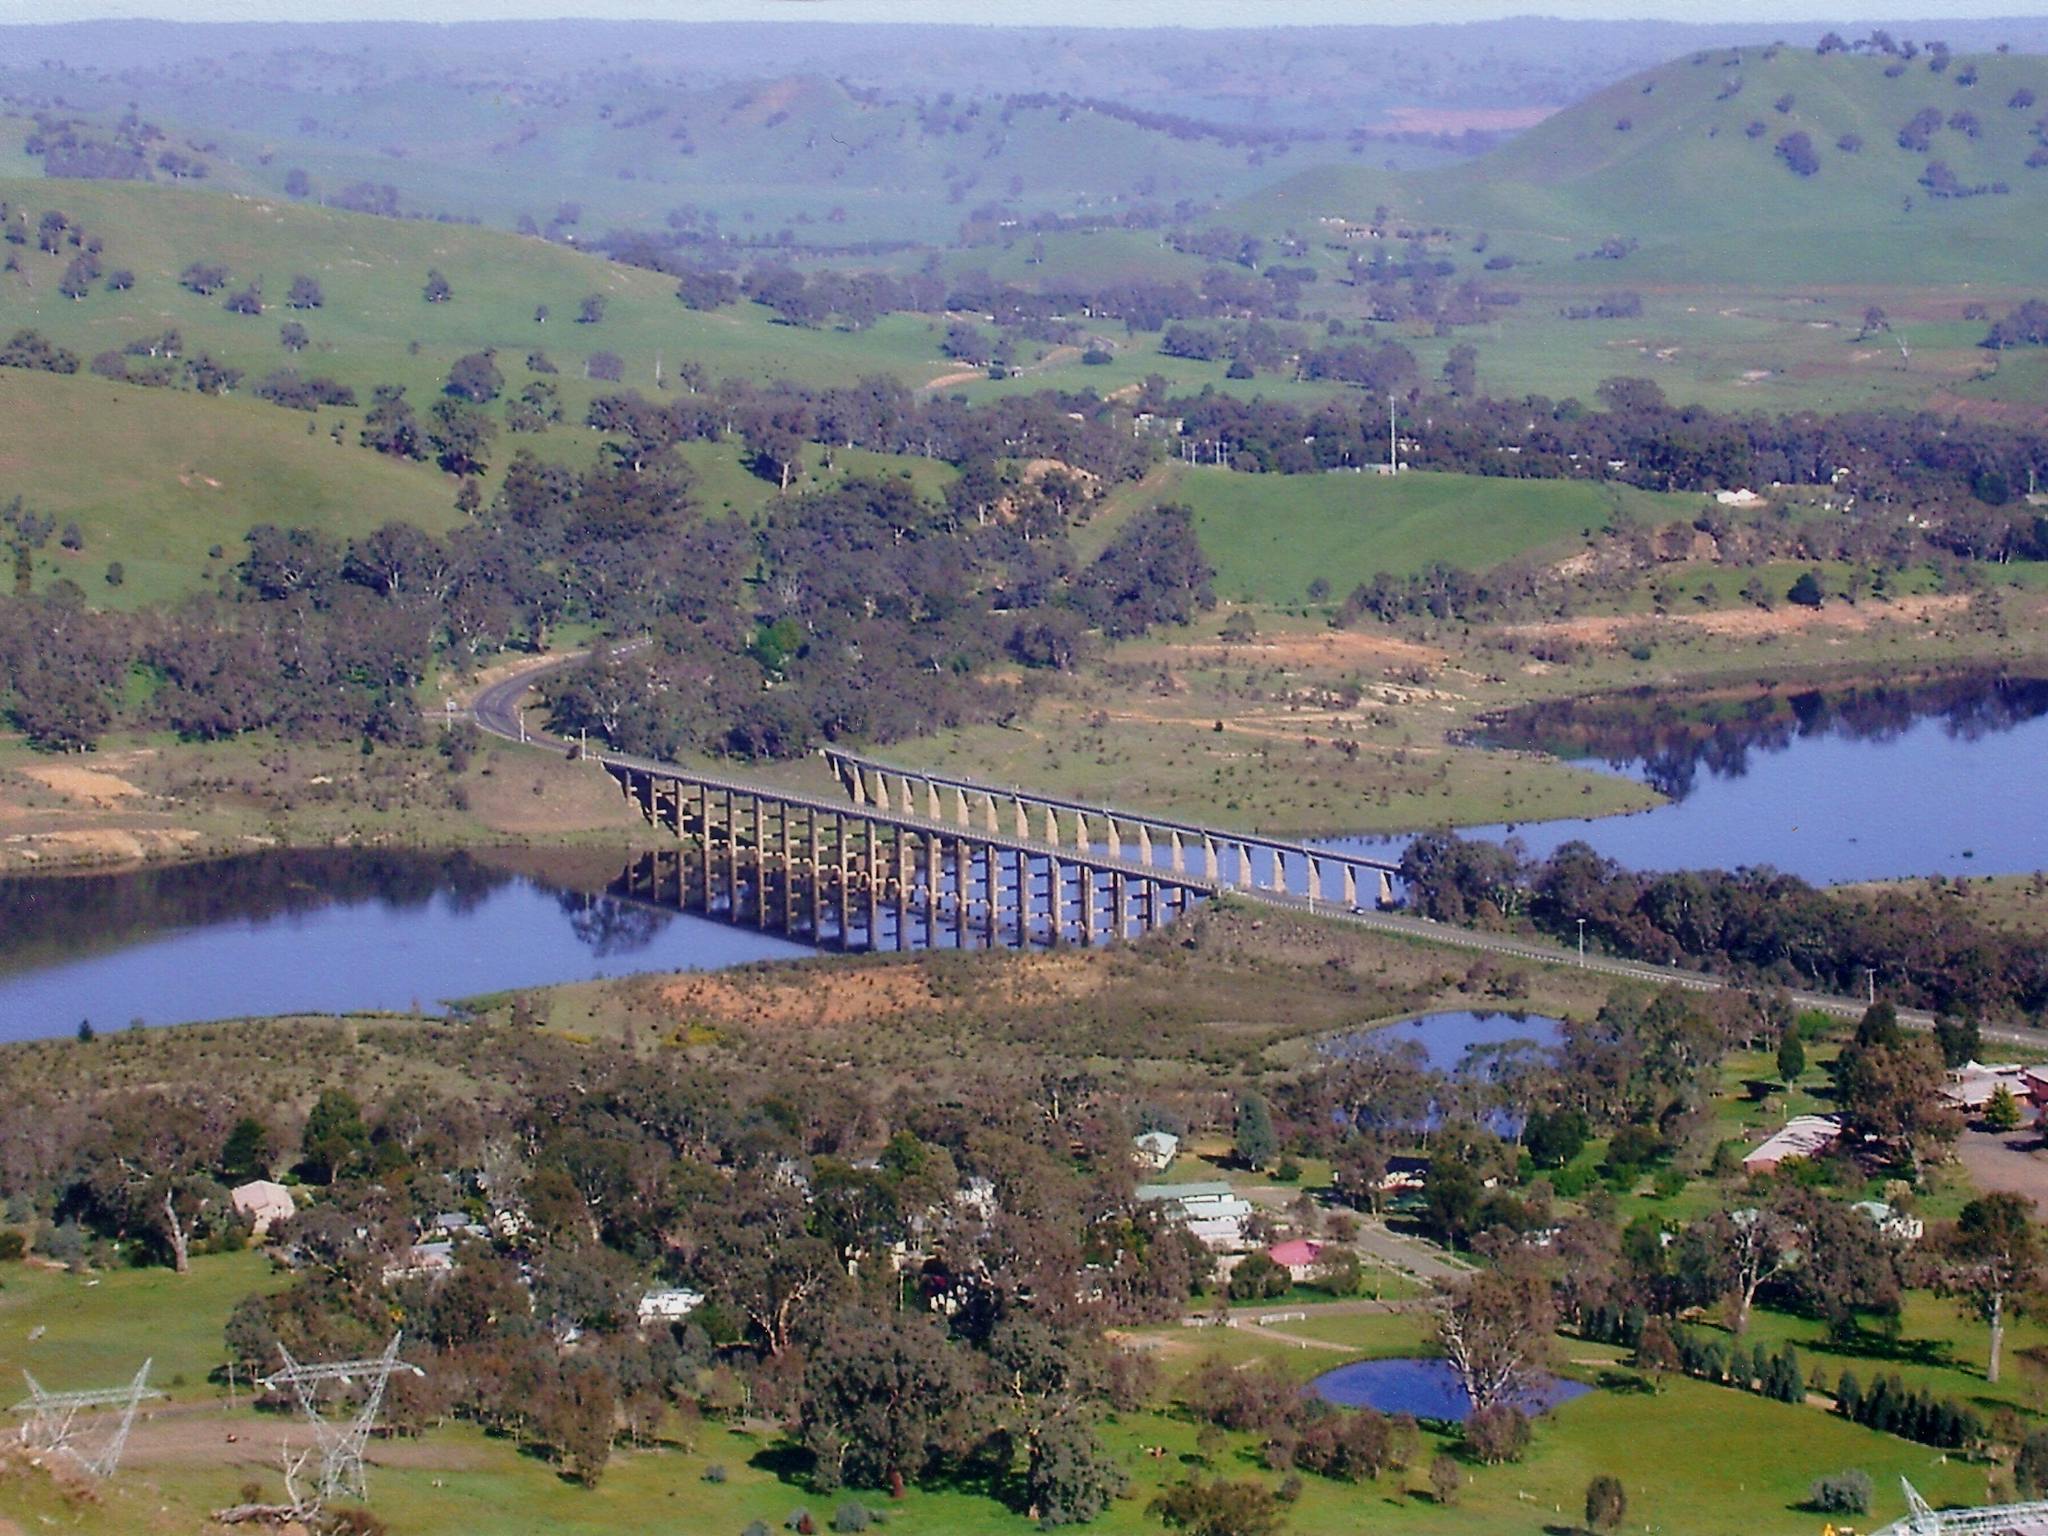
[[0, 369, 461, 609], [0, 364, 957, 607], [1174, 467, 1702, 603], [0, 1252, 2000, 1536], [0, 178, 963, 410], [0, 1248, 283, 1396]]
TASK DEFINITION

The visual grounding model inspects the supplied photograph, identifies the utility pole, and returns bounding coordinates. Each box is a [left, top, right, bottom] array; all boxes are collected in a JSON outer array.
[[1577, 917, 1587, 968], [1388, 393, 1398, 475], [1864, 967, 1877, 1006]]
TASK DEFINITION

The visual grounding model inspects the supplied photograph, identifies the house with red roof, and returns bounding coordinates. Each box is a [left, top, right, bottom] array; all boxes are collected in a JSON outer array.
[[1266, 1239, 1325, 1282]]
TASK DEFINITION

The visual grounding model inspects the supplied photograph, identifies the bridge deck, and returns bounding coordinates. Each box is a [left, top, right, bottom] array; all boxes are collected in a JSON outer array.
[[822, 747, 1402, 873]]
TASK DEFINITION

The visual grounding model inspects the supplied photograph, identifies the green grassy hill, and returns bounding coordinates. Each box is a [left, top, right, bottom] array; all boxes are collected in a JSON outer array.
[[1109, 464, 1701, 603], [1239, 46, 2048, 286], [0, 369, 462, 608], [0, 177, 972, 409], [3, 72, 1414, 247]]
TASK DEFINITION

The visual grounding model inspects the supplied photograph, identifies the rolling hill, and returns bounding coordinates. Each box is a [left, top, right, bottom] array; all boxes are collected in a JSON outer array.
[[0, 368, 461, 609], [1239, 45, 2048, 287], [0, 176, 972, 412], [0, 70, 1433, 250]]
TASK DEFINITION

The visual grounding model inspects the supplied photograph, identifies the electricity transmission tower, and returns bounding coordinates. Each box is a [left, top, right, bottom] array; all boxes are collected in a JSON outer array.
[[10, 1358, 162, 1478], [1873, 1478, 2048, 1536], [260, 1334, 423, 1506]]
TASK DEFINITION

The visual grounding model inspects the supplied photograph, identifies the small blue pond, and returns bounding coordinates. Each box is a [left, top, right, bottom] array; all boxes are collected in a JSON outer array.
[[1310, 1357, 1591, 1421], [1323, 1010, 1566, 1077]]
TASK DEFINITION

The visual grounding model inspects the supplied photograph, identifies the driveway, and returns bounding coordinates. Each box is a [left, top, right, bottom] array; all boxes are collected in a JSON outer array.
[[1955, 1126, 2048, 1215]]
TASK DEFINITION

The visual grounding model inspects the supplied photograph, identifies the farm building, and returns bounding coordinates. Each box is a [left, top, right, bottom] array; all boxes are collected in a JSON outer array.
[[1743, 1114, 1844, 1174]]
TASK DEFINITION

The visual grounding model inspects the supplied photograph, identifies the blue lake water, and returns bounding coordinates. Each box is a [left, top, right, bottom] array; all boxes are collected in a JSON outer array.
[[3, 675, 2041, 1042], [1318, 690, 2048, 885], [1310, 1357, 1591, 1420], [0, 850, 805, 1042]]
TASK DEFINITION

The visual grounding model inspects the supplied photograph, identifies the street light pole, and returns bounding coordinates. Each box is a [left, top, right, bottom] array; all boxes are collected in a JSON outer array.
[[1577, 917, 1586, 968], [1864, 967, 1877, 1006]]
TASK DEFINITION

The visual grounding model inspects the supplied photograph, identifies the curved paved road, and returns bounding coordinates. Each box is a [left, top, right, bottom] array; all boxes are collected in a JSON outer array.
[[465, 648, 2033, 1048]]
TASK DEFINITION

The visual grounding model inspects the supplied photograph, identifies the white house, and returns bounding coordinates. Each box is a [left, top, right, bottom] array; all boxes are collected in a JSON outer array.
[[1853, 1201, 1925, 1244], [1132, 1131, 1181, 1172], [230, 1179, 296, 1238], [637, 1287, 706, 1326], [1137, 1181, 1253, 1251]]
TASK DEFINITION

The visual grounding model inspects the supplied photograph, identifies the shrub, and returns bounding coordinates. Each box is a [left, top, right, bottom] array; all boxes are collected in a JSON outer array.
[[1587, 1474, 1627, 1532], [1809, 1470, 1873, 1514], [830, 1503, 870, 1533], [1227, 1252, 1291, 1302], [1775, 131, 1821, 177], [1463, 1403, 1530, 1464], [1429, 1452, 1461, 1504], [0, 1230, 25, 1261], [703, 1464, 728, 1484]]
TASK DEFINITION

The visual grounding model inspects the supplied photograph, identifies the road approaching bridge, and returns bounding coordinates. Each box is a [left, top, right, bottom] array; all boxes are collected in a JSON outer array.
[[465, 650, 2028, 1045]]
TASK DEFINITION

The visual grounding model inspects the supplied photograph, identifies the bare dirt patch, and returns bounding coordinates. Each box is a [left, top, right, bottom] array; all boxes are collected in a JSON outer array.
[[1140, 628, 1446, 674], [17, 764, 145, 807], [121, 1402, 488, 1477], [657, 951, 1105, 1032], [1496, 593, 1968, 648]]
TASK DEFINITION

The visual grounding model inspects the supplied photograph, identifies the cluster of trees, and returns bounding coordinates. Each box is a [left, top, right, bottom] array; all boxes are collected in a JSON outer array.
[[1983, 298, 2048, 349], [0, 575, 434, 751], [21, 112, 187, 181], [1184, 1357, 1422, 1479], [0, 445, 1204, 764], [1399, 831, 2048, 1022], [1156, 373, 2047, 523], [1835, 1371, 1984, 1448], [2, 1017, 1220, 1506]]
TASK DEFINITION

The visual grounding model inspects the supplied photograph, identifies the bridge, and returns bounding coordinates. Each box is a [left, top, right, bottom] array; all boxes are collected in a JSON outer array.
[[469, 653, 2025, 1046], [601, 757, 1209, 952], [819, 746, 1401, 911]]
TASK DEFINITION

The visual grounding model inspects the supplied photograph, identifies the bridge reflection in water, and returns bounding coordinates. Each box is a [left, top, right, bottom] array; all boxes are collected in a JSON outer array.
[[603, 762, 1211, 953]]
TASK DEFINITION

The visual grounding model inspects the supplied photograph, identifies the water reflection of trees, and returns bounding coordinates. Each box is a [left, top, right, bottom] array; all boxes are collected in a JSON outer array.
[[556, 888, 676, 958], [0, 850, 623, 967], [1486, 672, 2048, 802]]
